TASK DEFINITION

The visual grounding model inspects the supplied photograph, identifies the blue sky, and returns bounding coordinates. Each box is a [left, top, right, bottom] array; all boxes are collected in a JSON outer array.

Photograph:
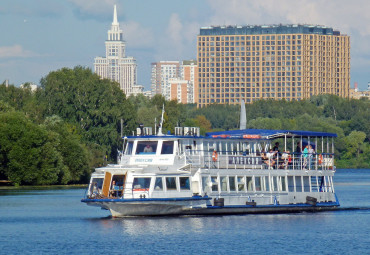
[[1, 0, 369, 90]]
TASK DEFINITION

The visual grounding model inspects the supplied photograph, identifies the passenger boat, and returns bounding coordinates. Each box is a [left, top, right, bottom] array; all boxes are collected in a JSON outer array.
[[82, 119, 339, 217]]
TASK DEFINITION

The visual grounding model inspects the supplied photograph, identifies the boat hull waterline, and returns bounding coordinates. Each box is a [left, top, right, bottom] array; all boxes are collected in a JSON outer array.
[[82, 197, 340, 217]]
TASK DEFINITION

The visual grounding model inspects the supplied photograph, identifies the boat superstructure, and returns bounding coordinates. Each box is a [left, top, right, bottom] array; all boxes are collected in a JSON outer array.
[[82, 126, 339, 217]]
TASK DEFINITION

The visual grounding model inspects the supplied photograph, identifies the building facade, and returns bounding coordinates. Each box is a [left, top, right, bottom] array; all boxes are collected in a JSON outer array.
[[350, 82, 370, 99], [151, 61, 180, 100], [94, 5, 137, 95], [197, 24, 350, 107], [169, 79, 192, 103], [151, 60, 198, 103], [182, 60, 198, 104]]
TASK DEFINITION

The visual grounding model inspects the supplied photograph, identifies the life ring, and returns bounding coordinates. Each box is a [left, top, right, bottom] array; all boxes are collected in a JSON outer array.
[[318, 154, 323, 164], [212, 151, 218, 162]]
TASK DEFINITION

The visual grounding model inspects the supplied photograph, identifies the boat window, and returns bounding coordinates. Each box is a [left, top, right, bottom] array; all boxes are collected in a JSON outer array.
[[133, 177, 151, 191], [246, 177, 253, 191], [161, 141, 174, 154], [264, 176, 270, 191], [211, 176, 218, 191], [154, 177, 163, 191], [281, 176, 287, 191], [303, 176, 310, 192], [166, 177, 177, 190], [179, 177, 190, 190], [237, 176, 245, 191], [112, 175, 125, 188], [220, 176, 228, 191], [125, 141, 134, 155], [202, 176, 209, 192], [288, 176, 294, 192], [136, 141, 157, 154], [255, 176, 262, 191], [295, 176, 302, 192], [221, 141, 228, 155], [229, 176, 236, 191], [273, 176, 278, 191], [90, 178, 104, 194]]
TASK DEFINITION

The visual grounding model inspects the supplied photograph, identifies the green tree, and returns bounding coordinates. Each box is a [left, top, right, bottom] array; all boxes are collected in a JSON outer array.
[[194, 115, 212, 135], [43, 115, 92, 183], [38, 66, 136, 160], [0, 112, 65, 185]]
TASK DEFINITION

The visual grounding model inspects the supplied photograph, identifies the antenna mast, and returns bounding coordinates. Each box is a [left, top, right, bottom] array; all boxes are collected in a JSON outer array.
[[157, 104, 165, 135]]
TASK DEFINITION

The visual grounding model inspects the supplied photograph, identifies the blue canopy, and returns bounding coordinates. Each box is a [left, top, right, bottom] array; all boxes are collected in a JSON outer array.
[[206, 129, 337, 139]]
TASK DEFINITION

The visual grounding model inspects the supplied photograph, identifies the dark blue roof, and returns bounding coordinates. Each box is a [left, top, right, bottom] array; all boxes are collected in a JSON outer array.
[[206, 129, 337, 139]]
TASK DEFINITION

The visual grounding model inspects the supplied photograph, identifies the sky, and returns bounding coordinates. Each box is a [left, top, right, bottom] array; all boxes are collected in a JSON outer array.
[[1, 0, 369, 91]]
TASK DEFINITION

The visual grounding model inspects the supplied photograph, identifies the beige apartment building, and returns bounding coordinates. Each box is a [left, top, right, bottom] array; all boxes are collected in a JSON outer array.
[[197, 24, 350, 107]]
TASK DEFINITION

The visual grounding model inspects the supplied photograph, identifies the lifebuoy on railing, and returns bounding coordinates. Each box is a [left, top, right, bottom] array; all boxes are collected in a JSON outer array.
[[212, 151, 218, 162], [318, 154, 323, 164]]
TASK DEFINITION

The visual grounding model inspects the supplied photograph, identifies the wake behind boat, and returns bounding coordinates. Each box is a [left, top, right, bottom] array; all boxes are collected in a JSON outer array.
[[82, 123, 339, 217]]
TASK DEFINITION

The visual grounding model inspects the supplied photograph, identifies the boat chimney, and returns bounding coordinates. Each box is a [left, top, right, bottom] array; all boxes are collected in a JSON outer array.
[[240, 99, 247, 130]]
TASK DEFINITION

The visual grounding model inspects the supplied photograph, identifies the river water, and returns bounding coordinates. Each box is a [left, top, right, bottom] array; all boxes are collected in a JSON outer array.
[[1, 169, 369, 254]]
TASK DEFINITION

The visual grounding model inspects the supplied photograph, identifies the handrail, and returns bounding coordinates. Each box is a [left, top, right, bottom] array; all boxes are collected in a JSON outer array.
[[184, 149, 334, 171]]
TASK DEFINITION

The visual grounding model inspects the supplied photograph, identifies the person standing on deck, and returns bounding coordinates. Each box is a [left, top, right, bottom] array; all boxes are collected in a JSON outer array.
[[303, 145, 309, 169]]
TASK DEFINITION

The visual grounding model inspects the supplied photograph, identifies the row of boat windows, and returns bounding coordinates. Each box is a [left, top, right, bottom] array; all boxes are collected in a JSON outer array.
[[202, 175, 321, 193], [202, 175, 287, 193], [126, 141, 174, 155], [91, 174, 330, 195], [125, 140, 269, 156], [127, 175, 319, 193], [133, 177, 190, 191]]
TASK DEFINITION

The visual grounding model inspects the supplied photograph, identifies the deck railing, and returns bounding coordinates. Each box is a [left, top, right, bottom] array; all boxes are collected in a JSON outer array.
[[184, 150, 334, 171]]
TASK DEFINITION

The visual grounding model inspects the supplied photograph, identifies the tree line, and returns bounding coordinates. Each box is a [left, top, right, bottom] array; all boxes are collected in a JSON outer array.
[[0, 66, 368, 185]]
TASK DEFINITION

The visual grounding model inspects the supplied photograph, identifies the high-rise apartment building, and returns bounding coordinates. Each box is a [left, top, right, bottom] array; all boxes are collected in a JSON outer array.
[[151, 60, 198, 103], [151, 61, 180, 100], [197, 24, 350, 107], [182, 60, 198, 104], [169, 79, 192, 103], [94, 5, 137, 95]]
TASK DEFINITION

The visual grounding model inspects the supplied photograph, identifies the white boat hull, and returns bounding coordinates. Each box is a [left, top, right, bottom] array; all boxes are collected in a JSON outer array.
[[82, 198, 339, 217]]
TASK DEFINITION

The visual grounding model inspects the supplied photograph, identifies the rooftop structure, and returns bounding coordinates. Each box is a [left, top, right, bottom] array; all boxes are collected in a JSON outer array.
[[200, 24, 341, 36]]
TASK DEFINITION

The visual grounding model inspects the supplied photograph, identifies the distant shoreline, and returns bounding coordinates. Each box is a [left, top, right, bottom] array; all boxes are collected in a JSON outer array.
[[0, 184, 88, 190]]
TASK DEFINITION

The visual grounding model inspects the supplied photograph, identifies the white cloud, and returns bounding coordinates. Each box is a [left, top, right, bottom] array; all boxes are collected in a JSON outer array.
[[68, 0, 119, 20], [205, 0, 370, 36], [122, 21, 154, 48], [154, 13, 200, 60], [167, 13, 183, 44], [0, 45, 40, 59]]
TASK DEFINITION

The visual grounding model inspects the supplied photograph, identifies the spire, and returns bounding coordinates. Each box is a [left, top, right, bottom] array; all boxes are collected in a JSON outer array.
[[112, 4, 118, 25]]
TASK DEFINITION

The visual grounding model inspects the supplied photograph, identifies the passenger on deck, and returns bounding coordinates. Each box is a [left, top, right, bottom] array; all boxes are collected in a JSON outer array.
[[273, 142, 280, 152], [272, 142, 281, 166], [91, 183, 101, 198], [110, 180, 118, 197], [281, 151, 291, 169], [295, 142, 302, 154], [143, 144, 153, 153], [303, 145, 309, 169], [308, 145, 315, 169], [265, 149, 276, 169]]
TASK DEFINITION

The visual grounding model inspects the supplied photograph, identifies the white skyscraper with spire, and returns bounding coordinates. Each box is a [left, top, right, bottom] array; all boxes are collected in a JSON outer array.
[[94, 5, 137, 95]]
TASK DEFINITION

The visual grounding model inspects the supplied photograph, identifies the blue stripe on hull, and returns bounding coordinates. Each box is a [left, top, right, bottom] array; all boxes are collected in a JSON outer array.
[[81, 196, 211, 203]]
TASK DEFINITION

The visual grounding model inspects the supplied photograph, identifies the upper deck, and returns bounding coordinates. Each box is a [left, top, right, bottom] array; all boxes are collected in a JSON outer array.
[[119, 128, 337, 172]]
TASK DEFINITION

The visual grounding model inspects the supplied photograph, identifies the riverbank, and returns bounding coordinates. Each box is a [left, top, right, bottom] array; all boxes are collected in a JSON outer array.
[[0, 184, 87, 190]]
